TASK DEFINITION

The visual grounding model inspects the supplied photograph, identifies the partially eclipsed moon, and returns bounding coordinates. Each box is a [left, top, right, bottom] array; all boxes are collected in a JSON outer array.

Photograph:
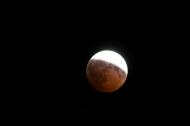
[[86, 50, 128, 92]]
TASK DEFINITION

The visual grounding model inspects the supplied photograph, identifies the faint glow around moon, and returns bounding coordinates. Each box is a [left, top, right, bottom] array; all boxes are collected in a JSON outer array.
[[91, 50, 128, 74]]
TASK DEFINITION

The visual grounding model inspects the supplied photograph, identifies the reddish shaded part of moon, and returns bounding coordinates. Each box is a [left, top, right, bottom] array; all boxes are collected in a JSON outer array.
[[86, 59, 127, 92]]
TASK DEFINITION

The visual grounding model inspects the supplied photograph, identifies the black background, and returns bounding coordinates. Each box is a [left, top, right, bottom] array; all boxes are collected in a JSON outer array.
[[5, 4, 187, 124], [24, 21, 170, 121]]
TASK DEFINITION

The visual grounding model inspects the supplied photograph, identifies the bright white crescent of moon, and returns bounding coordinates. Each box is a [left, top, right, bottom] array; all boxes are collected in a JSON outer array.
[[91, 50, 128, 74]]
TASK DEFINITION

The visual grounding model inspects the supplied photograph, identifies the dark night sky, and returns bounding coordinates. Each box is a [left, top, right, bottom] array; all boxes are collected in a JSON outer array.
[[34, 28, 157, 119], [30, 21, 183, 121], [7, 5, 187, 123]]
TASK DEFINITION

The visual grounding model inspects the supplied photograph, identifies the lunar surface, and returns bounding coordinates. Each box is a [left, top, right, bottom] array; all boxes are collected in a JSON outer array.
[[86, 50, 128, 92]]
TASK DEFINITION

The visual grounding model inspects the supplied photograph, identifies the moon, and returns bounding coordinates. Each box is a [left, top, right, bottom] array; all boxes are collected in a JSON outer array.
[[86, 50, 128, 92]]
